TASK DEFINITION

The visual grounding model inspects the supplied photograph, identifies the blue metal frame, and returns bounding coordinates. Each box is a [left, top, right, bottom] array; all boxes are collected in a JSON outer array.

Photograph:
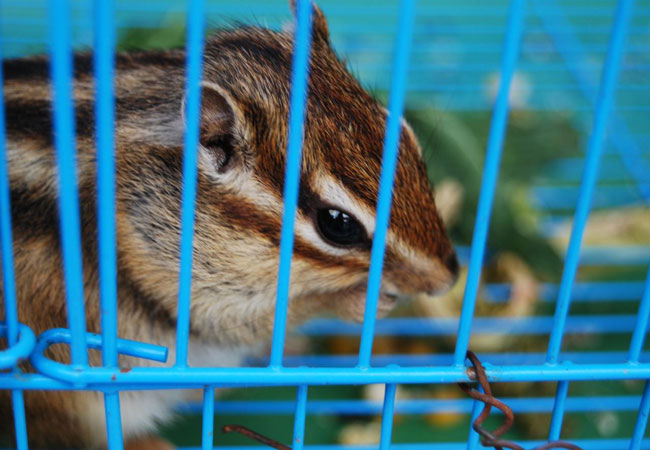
[[358, 0, 417, 369], [379, 383, 397, 450], [176, 0, 206, 369], [49, 0, 88, 369], [1, 0, 649, 449], [453, 0, 526, 366], [202, 386, 215, 450], [293, 385, 308, 450], [0, 35, 28, 450], [93, 0, 123, 446], [545, 0, 636, 441], [271, 0, 314, 369]]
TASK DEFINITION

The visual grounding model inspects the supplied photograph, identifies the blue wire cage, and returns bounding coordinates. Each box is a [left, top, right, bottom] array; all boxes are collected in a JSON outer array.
[[1, 0, 650, 449]]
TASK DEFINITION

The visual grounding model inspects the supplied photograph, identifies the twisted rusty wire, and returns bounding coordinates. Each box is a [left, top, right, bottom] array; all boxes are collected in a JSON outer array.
[[223, 351, 583, 450], [222, 424, 292, 450], [460, 351, 582, 450]]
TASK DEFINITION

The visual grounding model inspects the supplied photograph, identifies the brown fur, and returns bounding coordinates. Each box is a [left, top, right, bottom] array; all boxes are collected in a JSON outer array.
[[0, 2, 457, 448]]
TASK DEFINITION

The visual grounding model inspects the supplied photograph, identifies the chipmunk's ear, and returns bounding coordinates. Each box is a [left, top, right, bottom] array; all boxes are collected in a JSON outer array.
[[182, 81, 248, 174], [289, 0, 331, 46]]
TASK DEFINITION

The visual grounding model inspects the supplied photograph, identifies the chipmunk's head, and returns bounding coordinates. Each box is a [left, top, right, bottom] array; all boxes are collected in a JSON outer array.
[[119, 1, 457, 346]]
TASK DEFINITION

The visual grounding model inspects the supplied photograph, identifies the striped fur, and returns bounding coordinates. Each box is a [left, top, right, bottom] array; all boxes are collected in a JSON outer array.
[[0, 3, 457, 448]]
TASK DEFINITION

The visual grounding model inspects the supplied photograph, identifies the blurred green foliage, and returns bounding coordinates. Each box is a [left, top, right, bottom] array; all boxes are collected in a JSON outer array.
[[117, 23, 187, 51]]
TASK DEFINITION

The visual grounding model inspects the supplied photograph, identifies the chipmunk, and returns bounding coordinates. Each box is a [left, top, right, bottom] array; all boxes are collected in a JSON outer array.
[[0, 2, 458, 448]]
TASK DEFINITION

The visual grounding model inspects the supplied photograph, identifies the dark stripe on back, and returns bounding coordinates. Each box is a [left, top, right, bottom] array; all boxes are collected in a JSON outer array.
[[2, 51, 182, 83], [2, 54, 94, 82], [4, 94, 176, 146], [11, 182, 101, 272], [4, 99, 96, 146], [10, 186, 60, 244], [115, 50, 185, 70], [3, 57, 50, 81]]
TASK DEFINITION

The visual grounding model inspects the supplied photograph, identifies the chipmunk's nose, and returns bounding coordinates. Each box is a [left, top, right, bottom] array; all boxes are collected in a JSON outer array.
[[383, 248, 460, 298], [423, 251, 460, 297], [445, 251, 460, 283]]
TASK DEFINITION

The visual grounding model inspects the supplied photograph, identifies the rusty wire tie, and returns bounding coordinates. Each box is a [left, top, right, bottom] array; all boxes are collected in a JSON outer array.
[[223, 351, 583, 450], [223, 424, 291, 450], [460, 350, 582, 450]]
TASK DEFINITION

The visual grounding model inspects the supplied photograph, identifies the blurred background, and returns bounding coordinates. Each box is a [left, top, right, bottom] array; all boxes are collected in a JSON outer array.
[[1, 0, 649, 447]]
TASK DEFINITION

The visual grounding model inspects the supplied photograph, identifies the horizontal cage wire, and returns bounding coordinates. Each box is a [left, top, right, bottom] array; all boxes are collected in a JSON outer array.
[[1, 0, 649, 449]]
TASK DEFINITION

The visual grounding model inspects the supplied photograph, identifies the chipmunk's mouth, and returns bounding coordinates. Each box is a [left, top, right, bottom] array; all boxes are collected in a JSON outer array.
[[377, 291, 402, 317], [333, 286, 402, 322]]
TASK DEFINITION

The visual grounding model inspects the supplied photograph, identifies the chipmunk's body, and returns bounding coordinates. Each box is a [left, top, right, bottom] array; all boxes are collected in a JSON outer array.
[[0, 3, 458, 448]]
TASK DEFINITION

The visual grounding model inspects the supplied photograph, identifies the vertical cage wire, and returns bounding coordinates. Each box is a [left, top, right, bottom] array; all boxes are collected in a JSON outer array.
[[0, 39, 18, 368], [103, 392, 123, 450], [175, 0, 206, 368], [359, 0, 416, 368], [630, 381, 650, 450], [0, 24, 29, 450], [270, 0, 314, 368], [453, 0, 526, 366], [358, 0, 417, 368], [94, 0, 118, 372], [546, 0, 636, 366], [292, 385, 308, 450], [48, 0, 88, 368], [628, 268, 650, 449], [93, 0, 124, 446], [629, 267, 650, 363], [378, 383, 397, 450], [466, 385, 484, 450], [202, 386, 215, 450], [545, 0, 635, 442], [548, 379, 570, 441]]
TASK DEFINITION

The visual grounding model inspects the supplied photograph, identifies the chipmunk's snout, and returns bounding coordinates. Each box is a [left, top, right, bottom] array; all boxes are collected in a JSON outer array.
[[444, 252, 460, 285], [421, 250, 460, 297], [382, 246, 460, 300]]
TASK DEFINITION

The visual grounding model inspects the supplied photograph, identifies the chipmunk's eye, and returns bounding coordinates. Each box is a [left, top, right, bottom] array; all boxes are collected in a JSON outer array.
[[316, 208, 364, 247]]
